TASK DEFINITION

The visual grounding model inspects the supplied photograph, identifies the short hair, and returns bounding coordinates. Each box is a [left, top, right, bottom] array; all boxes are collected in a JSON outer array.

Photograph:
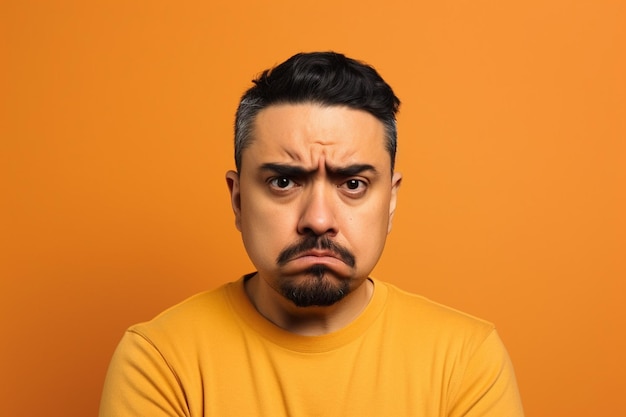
[[234, 52, 401, 172]]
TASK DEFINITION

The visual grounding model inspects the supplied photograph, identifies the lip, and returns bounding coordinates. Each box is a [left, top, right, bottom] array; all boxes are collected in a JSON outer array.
[[296, 249, 343, 260], [287, 250, 347, 267]]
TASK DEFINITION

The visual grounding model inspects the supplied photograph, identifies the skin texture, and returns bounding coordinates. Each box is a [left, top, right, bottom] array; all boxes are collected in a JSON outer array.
[[226, 103, 401, 335]]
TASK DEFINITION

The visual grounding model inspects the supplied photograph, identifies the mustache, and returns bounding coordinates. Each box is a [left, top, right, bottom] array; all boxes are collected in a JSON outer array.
[[276, 235, 356, 268]]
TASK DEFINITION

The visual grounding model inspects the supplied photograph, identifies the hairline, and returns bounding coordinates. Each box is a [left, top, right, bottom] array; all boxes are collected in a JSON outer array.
[[235, 100, 397, 174]]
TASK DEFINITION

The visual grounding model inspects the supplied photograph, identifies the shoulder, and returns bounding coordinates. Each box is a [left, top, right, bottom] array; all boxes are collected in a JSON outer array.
[[381, 280, 494, 326], [376, 280, 496, 349], [127, 280, 241, 348], [101, 283, 242, 417]]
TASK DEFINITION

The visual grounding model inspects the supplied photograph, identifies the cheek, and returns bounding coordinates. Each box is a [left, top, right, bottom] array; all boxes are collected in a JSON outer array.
[[345, 202, 391, 255], [239, 201, 292, 267]]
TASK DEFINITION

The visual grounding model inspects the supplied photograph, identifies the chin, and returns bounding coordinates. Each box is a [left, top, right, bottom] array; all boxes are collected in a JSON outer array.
[[280, 265, 351, 307]]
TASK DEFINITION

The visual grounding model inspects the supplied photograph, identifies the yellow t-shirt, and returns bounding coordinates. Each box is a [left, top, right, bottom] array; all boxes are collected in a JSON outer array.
[[100, 277, 524, 416]]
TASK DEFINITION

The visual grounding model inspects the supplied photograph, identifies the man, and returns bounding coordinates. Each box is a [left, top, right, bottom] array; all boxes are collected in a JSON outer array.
[[100, 52, 524, 416]]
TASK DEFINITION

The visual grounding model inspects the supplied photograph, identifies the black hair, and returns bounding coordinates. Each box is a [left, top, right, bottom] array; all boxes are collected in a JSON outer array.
[[234, 51, 400, 172]]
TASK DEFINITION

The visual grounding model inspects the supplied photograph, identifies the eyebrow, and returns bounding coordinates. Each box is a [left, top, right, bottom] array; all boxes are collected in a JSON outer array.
[[260, 162, 379, 177]]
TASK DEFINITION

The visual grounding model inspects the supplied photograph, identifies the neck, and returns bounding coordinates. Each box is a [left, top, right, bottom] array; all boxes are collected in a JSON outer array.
[[244, 274, 374, 336]]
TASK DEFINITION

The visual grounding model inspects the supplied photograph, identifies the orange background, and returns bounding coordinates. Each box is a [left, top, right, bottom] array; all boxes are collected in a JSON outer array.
[[2, 1, 625, 416]]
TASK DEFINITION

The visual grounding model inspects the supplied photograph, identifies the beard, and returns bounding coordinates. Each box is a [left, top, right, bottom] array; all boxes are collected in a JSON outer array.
[[275, 236, 356, 307], [279, 264, 351, 307]]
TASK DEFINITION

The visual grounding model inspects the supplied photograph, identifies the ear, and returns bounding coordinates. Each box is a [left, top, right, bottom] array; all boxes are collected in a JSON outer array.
[[387, 172, 402, 234], [225, 170, 242, 231]]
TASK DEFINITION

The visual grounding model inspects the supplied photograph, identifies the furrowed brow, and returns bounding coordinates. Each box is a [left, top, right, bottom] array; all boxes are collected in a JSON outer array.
[[259, 163, 313, 177], [259, 162, 378, 178], [328, 164, 378, 177]]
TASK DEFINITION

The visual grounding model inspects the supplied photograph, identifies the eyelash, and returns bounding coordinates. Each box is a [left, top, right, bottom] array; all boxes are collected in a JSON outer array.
[[340, 179, 367, 194], [268, 177, 298, 190], [267, 177, 368, 196]]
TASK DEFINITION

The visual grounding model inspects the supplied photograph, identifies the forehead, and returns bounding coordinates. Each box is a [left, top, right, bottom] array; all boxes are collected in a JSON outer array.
[[242, 103, 389, 170]]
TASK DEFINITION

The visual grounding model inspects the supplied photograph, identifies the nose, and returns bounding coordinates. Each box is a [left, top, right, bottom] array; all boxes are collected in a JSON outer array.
[[297, 184, 338, 237]]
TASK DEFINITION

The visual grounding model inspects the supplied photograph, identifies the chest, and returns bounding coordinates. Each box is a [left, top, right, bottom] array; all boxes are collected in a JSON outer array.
[[188, 329, 455, 417]]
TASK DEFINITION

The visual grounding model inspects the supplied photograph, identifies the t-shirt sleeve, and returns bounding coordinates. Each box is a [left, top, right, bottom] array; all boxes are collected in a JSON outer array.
[[448, 329, 525, 417], [99, 329, 190, 417]]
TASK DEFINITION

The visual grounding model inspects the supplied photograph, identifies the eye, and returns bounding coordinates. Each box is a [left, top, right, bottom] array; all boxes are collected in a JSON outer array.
[[345, 179, 362, 190], [339, 179, 368, 196], [268, 177, 297, 191]]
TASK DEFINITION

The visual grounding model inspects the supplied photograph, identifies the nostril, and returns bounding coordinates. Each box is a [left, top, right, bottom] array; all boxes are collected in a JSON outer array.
[[299, 226, 337, 238]]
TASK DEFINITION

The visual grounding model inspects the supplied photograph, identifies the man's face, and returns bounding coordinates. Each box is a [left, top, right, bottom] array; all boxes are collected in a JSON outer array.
[[227, 103, 401, 307]]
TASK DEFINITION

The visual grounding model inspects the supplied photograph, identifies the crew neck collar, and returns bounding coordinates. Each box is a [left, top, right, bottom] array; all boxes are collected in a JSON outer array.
[[226, 274, 388, 353]]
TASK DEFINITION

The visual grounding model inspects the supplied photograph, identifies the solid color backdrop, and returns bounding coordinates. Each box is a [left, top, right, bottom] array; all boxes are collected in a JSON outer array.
[[2, 1, 625, 416]]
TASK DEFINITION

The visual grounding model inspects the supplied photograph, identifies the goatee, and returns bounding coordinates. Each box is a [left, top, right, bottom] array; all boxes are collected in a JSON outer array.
[[280, 265, 350, 307]]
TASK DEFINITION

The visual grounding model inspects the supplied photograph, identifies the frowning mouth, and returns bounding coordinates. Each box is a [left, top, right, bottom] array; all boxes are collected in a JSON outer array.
[[276, 236, 356, 268]]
